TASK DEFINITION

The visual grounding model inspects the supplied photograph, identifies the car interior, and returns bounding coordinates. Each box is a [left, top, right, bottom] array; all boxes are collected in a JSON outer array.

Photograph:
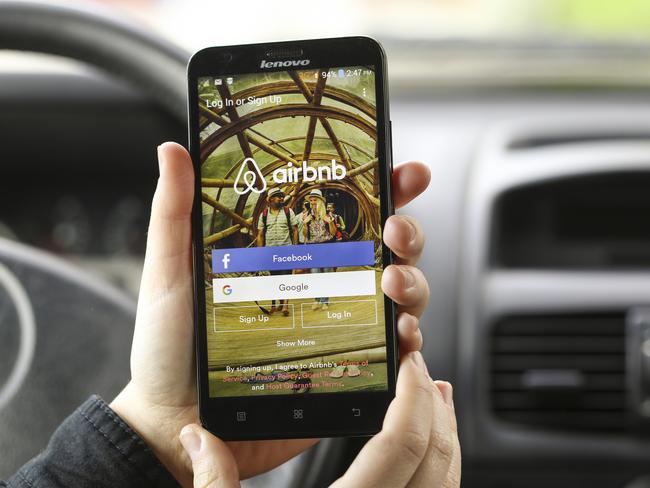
[[3, 1, 650, 487]]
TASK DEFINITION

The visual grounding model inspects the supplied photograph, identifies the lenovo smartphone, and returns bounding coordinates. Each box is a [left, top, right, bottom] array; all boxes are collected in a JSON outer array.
[[187, 37, 396, 440]]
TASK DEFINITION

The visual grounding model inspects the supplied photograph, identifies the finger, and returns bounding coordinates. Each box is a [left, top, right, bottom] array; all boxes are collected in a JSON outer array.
[[397, 312, 423, 357], [227, 438, 320, 480], [392, 161, 430, 209], [434, 381, 455, 428], [381, 265, 430, 318], [383, 215, 425, 265], [433, 382, 461, 488], [332, 352, 434, 488], [180, 424, 240, 488], [408, 382, 461, 488], [130, 142, 196, 401]]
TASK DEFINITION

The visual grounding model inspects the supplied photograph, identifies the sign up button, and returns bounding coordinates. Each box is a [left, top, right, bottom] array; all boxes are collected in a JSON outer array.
[[213, 304, 295, 333]]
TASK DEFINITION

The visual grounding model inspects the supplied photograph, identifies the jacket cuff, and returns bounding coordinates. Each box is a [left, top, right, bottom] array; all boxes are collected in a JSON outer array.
[[78, 395, 180, 486], [6, 395, 180, 488]]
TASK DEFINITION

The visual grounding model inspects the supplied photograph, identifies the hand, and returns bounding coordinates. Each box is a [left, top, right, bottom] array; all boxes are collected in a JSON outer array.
[[330, 356, 460, 487], [179, 354, 460, 488], [110, 142, 433, 486]]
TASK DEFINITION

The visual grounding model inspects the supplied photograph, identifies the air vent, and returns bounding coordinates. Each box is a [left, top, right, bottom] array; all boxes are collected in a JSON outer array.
[[491, 172, 650, 269], [490, 314, 627, 432]]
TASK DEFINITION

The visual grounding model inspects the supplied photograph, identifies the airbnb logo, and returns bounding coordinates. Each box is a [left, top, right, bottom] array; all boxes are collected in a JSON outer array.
[[272, 160, 346, 184], [233, 157, 267, 195], [233, 158, 347, 195]]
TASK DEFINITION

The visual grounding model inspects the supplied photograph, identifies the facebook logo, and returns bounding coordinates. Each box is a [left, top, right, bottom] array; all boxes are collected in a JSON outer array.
[[222, 253, 230, 270]]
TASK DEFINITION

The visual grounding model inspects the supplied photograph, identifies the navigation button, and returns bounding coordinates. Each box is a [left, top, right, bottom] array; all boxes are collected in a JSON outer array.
[[352, 407, 361, 417], [236, 411, 247, 422], [293, 408, 304, 420]]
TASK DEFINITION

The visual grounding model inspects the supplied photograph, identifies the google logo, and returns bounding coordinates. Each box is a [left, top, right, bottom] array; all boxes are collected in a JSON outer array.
[[222, 285, 232, 295]]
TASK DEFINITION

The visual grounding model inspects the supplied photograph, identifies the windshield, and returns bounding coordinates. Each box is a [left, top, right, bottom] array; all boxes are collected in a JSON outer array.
[[5, 0, 650, 86], [90, 0, 650, 47]]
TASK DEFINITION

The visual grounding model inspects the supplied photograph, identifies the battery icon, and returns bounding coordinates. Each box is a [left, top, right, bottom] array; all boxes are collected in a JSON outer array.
[[338, 69, 345, 78]]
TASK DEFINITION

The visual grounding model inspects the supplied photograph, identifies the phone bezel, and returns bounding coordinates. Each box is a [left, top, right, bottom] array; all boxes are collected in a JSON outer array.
[[187, 36, 396, 440]]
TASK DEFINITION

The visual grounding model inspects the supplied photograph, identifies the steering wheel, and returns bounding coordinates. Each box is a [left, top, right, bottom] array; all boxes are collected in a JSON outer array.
[[0, 1, 345, 485]]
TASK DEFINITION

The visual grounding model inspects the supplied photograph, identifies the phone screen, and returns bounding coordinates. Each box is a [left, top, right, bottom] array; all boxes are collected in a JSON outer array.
[[196, 65, 388, 399]]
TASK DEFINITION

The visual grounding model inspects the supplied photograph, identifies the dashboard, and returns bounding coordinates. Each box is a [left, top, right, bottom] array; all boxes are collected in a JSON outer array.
[[0, 71, 182, 294]]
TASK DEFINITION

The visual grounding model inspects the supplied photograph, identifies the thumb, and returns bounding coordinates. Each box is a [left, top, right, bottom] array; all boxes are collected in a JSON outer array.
[[140, 142, 194, 295], [129, 142, 196, 400], [179, 424, 240, 488]]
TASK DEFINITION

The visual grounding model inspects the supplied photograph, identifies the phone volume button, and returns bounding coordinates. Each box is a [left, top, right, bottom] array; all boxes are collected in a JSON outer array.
[[388, 120, 394, 215], [388, 120, 394, 173]]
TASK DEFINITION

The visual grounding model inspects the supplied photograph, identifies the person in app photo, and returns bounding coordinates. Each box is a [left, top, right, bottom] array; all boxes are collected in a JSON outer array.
[[256, 187, 298, 315], [297, 199, 310, 245], [302, 188, 337, 310], [327, 200, 348, 241]]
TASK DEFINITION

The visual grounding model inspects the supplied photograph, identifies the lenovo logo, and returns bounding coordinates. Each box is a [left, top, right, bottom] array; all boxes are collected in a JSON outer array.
[[260, 59, 311, 69]]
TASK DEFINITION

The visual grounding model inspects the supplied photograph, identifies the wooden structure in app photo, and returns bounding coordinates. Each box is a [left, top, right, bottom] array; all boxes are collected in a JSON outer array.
[[198, 70, 381, 257]]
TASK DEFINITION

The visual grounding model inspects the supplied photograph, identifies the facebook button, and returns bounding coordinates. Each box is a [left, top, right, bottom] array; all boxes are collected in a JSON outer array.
[[212, 241, 375, 273]]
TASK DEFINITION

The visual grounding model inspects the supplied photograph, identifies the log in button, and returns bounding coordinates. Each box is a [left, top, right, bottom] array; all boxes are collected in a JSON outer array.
[[300, 300, 378, 328]]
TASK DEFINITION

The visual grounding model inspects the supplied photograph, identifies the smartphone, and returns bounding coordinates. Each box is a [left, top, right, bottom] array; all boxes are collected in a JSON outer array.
[[187, 37, 396, 440]]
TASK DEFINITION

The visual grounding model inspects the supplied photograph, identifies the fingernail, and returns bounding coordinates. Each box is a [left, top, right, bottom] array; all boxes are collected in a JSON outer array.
[[416, 328, 424, 346], [179, 425, 202, 462], [411, 351, 428, 376], [157, 144, 167, 176], [408, 314, 419, 334], [398, 312, 417, 333], [410, 351, 422, 367], [401, 267, 416, 288], [157, 145, 165, 174], [435, 381, 454, 409], [399, 216, 416, 242]]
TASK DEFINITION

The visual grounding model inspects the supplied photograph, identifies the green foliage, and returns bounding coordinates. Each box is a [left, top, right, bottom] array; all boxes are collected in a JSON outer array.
[[542, 0, 650, 37]]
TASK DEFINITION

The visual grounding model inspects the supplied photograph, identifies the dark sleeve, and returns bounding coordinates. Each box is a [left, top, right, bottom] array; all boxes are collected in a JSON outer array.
[[1, 395, 180, 488]]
